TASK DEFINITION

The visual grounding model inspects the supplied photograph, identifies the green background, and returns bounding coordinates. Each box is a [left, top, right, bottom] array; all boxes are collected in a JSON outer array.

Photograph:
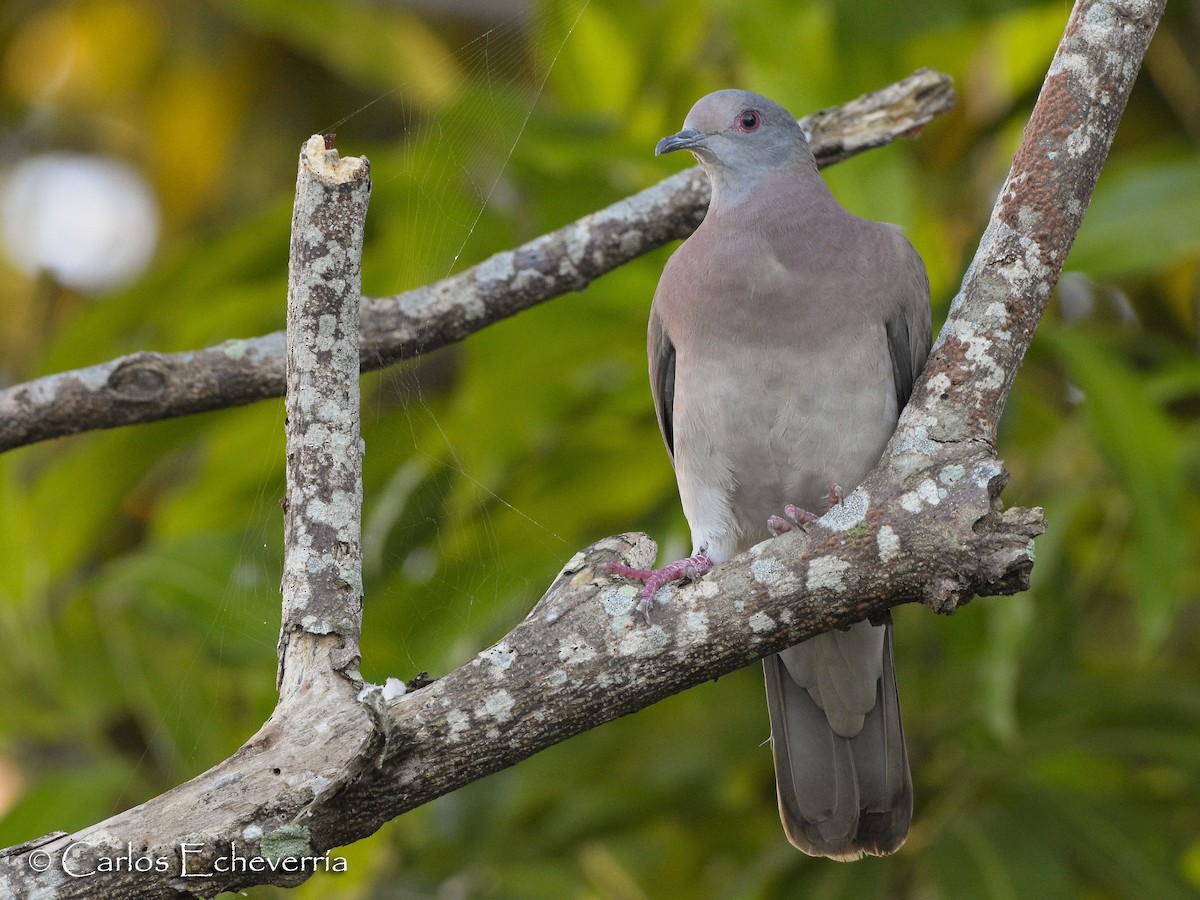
[[1, 0, 1198, 896]]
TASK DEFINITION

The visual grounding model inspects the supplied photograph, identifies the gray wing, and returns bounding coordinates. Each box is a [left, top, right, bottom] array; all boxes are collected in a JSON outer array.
[[648, 307, 677, 463], [884, 234, 933, 412]]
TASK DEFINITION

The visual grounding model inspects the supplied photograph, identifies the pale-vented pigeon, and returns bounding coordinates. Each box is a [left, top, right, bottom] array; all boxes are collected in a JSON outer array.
[[612, 90, 931, 859]]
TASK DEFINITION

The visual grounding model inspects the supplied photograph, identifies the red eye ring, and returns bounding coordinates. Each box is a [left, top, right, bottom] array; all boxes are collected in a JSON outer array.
[[736, 109, 761, 132]]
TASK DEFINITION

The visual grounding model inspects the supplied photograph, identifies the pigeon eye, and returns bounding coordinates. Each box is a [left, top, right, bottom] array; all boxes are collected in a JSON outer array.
[[737, 110, 761, 132]]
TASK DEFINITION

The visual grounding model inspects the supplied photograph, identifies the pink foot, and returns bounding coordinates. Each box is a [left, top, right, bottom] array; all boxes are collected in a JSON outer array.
[[767, 514, 793, 536], [783, 503, 819, 525], [608, 553, 713, 616], [768, 484, 844, 533]]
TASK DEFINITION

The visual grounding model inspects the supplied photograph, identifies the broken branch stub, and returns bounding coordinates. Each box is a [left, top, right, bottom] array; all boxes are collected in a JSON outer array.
[[278, 135, 371, 696]]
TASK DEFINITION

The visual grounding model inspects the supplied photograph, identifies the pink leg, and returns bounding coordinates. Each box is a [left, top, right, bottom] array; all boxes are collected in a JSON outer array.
[[608, 553, 713, 613]]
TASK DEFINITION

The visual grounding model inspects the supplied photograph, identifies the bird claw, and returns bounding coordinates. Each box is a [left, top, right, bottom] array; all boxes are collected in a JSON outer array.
[[607, 554, 713, 620], [767, 514, 794, 536], [770, 484, 844, 533], [783, 503, 819, 525]]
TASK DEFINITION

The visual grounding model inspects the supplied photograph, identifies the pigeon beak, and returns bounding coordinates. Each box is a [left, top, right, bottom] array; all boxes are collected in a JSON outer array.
[[655, 128, 707, 156]]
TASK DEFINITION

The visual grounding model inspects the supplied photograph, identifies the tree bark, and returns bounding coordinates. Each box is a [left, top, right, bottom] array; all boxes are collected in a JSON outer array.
[[278, 136, 369, 698], [0, 0, 1165, 895], [0, 69, 954, 453]]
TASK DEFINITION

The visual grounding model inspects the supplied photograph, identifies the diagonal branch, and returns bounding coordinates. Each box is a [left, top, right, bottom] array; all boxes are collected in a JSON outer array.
[[906, 0, 1161, 445], [0, 1, 1165, 894], [0, 69, 954, 454]]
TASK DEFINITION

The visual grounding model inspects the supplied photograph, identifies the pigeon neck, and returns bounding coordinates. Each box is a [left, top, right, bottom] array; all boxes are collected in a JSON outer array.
[[705, 156, 833, 216]]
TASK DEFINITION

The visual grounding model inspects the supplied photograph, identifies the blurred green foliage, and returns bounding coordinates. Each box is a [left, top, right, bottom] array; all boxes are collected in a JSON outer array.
[[1, 0, 1199, 897]]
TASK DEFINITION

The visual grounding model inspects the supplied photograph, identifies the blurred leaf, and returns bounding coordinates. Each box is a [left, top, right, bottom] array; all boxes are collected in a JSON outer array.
[[1042, 326, 1187, 650], [1183, 837, 1200, 893], [1, 0, 164, 106], [552, 1, 640, 114], [0, 761, 133, 847], [981, 595, 1034, 743], [1068, 153, 1200, 280], [215, 0, 461, 103]]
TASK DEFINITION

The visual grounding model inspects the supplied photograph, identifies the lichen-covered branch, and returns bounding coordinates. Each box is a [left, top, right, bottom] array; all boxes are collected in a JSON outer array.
[[860, 0, 1165, 619], [0, 69, 955, 454], [0, 472, 1040, 900], [278, 136, 370, 695], [908, 0, 1162, 445]]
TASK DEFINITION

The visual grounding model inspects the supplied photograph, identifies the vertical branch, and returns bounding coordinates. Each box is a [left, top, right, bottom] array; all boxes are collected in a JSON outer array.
[[279, 135, 372, 696]]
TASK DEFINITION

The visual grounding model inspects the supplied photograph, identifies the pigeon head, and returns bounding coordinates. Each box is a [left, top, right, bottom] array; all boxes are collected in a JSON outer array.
[[656, 90, 814, 177]]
